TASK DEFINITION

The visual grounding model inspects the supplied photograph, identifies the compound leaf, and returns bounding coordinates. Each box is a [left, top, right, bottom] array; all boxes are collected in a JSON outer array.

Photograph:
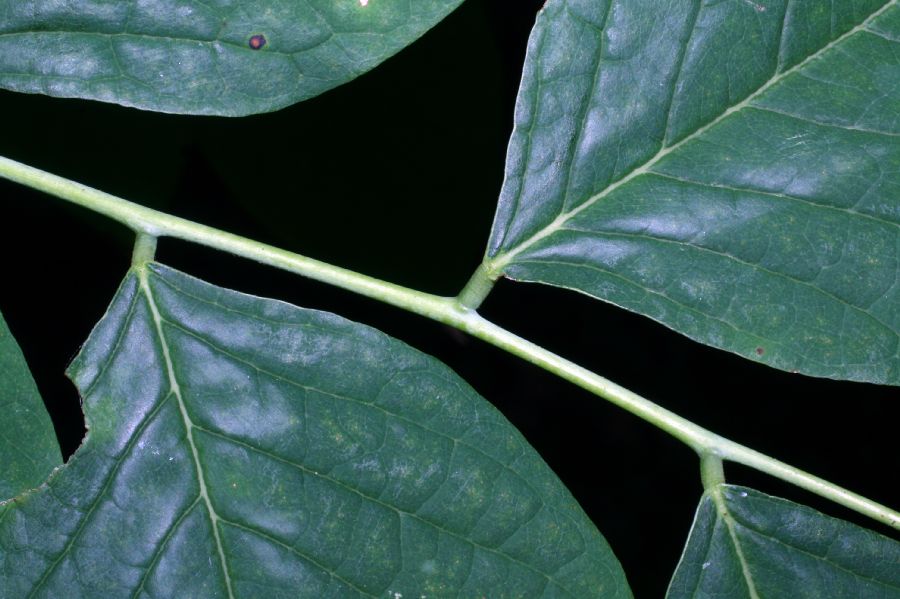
[[486, 0, 900, 384], [0, 263, 630, 598], [0, 0, 463, 115], [667, 485, 900, 598]]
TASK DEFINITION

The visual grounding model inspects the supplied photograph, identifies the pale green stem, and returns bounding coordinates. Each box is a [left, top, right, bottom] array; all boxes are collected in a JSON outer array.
[[0, 155, 449, 322], [2, 154, 898, 531], [131, 233, 158, 266], [456, 263, 497, 310], [700, 454, 726, 491], [456, 313, 900, 530]]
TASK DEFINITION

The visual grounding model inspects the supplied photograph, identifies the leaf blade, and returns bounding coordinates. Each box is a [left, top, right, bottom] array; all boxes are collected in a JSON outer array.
[[0, 309, 61, 500], [487, 0, 900, 384], [0, 264, 631, 598], [667, 485, 900, 598], [0, 0, 464, 116]]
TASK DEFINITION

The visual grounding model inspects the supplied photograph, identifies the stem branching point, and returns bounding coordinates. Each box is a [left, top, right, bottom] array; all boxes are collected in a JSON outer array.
[[1, 152, 897, 532]]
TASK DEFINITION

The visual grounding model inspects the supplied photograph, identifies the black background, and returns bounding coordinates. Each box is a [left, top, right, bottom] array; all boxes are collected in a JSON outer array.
[[1, 2, 897, 596]]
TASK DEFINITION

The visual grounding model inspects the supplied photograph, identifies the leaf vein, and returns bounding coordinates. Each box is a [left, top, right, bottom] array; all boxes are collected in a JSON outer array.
[[129, 497, 203, 599], [138, 271, 236, 599], [661, 1, 703, 146], [25, 294, 163, 598], [489, 0, 898, 271], [159, 314, 551, 514], [726, 506, 900, 590], [195, 426, 575, 596], [710, 489, 761, 599], [558, 0, 615, 214], [748, 103, 900, 138], [649, 170, 900, 228], [554, 226, 897, 335], [218, 518, 378, 598]]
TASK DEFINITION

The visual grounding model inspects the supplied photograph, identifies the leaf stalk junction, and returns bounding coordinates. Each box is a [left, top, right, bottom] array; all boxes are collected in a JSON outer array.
[[1, 153, 897, 532]]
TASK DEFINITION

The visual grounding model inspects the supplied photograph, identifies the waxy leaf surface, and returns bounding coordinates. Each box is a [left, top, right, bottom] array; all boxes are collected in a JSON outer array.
[[0, 309, 61, 500], [667, 485, 900, 598], [487, 0, 900, 384], [0, 0, 463, 115], [0, 264, 630, 598]]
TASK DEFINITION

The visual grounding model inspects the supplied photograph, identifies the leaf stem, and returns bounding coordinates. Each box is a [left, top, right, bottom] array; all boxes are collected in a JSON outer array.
[[455, 312, 900, 530], [700, 454, 726, 492], [131, 233, 158, 266], [2, 153, 898, 531], [0, 155, 451, 324], [456, 263, 498, 310]]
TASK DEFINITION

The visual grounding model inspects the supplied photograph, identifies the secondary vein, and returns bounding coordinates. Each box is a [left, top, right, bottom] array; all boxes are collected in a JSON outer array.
[[487, 0, 898, 273]]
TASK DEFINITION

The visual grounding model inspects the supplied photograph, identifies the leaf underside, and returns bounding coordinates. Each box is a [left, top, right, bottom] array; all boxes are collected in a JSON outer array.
[[0, 309, 61, 500], [667, 485, 900, 598], [488, 0, 900, 385], [0, 264, 630, 599], [0, 0, 464, 116]]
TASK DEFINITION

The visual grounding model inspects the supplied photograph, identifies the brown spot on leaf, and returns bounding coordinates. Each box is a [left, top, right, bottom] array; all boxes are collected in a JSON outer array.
[[248, 34, 267, 50]]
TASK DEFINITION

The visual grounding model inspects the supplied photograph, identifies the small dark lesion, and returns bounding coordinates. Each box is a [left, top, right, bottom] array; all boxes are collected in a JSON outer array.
[[248, 34, 267, 50], [755, 347, 765, 356]]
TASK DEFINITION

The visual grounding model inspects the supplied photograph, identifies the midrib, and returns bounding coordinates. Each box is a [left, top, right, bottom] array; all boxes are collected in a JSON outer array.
[[139, 270, 236, 599], [710, 488, 761, 599]]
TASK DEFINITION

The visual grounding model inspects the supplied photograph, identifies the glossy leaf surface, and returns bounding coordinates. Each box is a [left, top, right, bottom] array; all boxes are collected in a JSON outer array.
[[0, 309, 61, 499], [668, 485, 900, 598], [487, 0, 900, 384], [0, 264, 630, 598], [0, 0, 463, 115]]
